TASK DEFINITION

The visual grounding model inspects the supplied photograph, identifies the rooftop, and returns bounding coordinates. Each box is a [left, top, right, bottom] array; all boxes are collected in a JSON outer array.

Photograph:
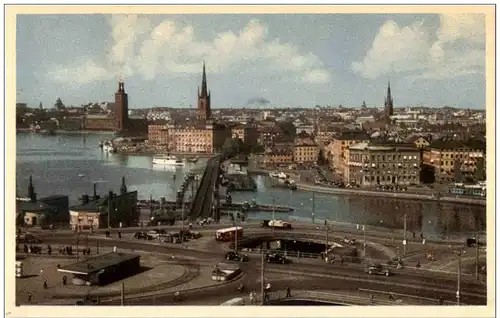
[[57, 252, 141, 275], [337, 131, 370, 141], [18, 200, 55, 212]]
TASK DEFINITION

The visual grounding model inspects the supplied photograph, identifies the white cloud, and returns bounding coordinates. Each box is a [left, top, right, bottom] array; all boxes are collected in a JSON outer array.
[[352, 14, 485, 80], [48, 16, 332, 85], [47, 60, 114, 86]]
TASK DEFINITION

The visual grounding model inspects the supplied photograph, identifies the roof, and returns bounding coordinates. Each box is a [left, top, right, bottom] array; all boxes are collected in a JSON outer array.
[[39, 195, 68, 201], [18, 200, 55, 212], [57, 252, 141, 275], [336, 131, 370, 141], [69, 196, 109, 212], [428, 139, 486, 151]]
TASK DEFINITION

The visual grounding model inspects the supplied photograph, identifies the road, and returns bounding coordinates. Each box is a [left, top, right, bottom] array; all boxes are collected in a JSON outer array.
[[37, 235, 487, 306], [188, 155, 221, 221]]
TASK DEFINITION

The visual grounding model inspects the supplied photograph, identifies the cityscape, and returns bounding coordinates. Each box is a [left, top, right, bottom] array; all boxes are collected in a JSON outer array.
[[12, 9, 490, 313]]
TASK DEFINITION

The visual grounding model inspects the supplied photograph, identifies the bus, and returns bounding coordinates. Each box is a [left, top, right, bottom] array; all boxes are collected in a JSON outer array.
[[215, 226, 243, 242]]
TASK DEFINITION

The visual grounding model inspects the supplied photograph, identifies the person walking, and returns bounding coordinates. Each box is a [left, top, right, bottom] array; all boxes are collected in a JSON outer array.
[[389, 292, 394, 301], [27, 292, 32, 303], [286, 287, 291, 298]]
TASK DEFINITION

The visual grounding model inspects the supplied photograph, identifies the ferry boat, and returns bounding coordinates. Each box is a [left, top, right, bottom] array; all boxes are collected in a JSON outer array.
[[153, 155, 185, 166]]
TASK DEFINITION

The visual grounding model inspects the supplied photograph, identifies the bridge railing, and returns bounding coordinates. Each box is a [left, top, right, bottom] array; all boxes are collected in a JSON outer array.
[[358, 288, 460, 306]]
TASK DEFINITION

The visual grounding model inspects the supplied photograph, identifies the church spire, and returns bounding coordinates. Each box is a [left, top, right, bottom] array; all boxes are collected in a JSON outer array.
[[387, 81, 392, 103], [28, 175, 36, 202], [120, 176, 127, 194], [201, 61, 208, 97]]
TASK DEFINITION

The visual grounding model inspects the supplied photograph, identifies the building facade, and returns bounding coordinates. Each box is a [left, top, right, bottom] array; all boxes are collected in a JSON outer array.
[[293, 138, 319, 164], [231, 124, 259, 149], [262, 150, 294, 166], [347, 142, 421, 186], [84, 115, 115, 131], [326, 131, 370, 175], [422, 140, 486, 182]]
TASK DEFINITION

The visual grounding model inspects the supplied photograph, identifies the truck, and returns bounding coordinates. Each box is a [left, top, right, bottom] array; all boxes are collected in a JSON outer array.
[[261, 220, 292, 229]]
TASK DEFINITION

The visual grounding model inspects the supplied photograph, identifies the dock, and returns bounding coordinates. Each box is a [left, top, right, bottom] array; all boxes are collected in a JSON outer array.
[[137, 200, 293, 213]]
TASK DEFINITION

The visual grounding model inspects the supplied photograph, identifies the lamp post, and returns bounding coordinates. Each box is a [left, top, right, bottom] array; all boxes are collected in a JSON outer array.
[[311, 186, 316, 224], [457, 249, 462, 306]]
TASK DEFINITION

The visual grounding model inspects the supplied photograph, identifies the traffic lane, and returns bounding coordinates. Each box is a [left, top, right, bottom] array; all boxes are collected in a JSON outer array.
[[104, 275, 486, 306], [40, 236, 483, 289], [265, 263, 486, 297]]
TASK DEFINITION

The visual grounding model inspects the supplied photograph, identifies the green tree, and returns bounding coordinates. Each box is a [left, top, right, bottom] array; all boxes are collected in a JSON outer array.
[[54, 98, 65, 111], [453, 159, 464, 183], [474, 157, 486, 182]]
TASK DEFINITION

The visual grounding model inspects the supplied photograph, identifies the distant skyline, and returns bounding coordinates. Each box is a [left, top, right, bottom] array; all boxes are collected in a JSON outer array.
[[16, 13, 485, 109]]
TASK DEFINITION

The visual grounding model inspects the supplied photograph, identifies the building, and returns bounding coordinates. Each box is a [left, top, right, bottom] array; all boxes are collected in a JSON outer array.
[[407, 136, 431, 149], [326, 130, 370, 175], [16, 176, 69, 227], [346, 142, 421, 186], [422, 139, 486, 183], [69, 177, 139, 230], [57, 252, 141, 286], [231, 124, 259, 149], [165, 122, 231, 154], [262, 150, 293, 166], [293, 138, 319, 164], [84, 114, 115, 131], [197, 62, 211, 121], [148, 124, 169, 145], [59, 116, 84, 131], [114, 81, 129, 133]]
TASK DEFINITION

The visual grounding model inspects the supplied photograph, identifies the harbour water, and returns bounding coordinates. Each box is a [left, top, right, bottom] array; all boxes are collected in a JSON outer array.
[[16, 133, 486, 238]]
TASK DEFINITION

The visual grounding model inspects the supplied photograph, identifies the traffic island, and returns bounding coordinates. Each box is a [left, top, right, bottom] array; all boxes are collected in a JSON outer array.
[[15, 249, 190, 305]]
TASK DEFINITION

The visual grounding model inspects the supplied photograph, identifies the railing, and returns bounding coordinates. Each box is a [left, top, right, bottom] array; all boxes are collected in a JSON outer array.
[[358, 288, 460, 305]]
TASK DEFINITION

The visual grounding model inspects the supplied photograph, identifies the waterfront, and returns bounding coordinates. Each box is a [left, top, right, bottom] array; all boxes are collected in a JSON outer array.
[[16, 133, 486, 238]]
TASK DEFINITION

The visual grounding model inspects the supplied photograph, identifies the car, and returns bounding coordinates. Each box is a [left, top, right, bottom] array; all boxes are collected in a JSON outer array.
[[225, 251, 249, 262], [342, 237, 356, 245], [365, 264, 393, 276], [266, 253, 288, 264]]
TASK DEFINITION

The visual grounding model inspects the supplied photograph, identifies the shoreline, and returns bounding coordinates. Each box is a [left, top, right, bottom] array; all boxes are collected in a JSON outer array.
[[246, 167, 486, 207], [295, 182, 486, 206]]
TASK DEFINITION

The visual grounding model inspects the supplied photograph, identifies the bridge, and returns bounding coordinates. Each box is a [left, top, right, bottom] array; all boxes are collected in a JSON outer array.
[[188, 155, 222, 221]]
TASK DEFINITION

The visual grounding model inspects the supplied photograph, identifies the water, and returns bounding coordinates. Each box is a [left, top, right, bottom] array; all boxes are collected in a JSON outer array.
[[16, 133, 486, 238]]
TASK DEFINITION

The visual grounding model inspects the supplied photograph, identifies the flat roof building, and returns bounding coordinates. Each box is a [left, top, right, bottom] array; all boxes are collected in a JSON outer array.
[[57, 252, 141, 286]]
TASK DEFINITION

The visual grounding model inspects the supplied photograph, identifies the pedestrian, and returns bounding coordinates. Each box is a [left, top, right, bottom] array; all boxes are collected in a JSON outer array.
[[62, 276, 67, 285], [389, 292, 394, 301], [40, 268, 43, 275], [340, 256, 344, 264], [249, 292, 254, 304], [47, 245, 52, 255], [412, 232, 416, 239], [43, 280, 48, 289], [27, 292, 32, 303], [416, 260, 421, 268], [113, 246, 117, 252], [369, 293, 374, 303], [118, 231, 121, 239], [438, 297, 444, 305], [286, 287, 291, 298]]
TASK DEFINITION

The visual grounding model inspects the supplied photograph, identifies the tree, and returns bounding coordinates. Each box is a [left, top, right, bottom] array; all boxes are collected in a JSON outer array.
[[317, 149, 325, 165], [54, 98, 65, 111], [277, 121, 297, 139], [453, 159, 464, 183], [474, 157, 486, 182]]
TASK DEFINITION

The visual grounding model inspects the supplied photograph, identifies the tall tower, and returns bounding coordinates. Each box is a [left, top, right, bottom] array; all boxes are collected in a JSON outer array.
[[114, 80, 129, 133], [27, 175, 36, 202], [384, 81, 394, 118], [197, 62, 211, 121]]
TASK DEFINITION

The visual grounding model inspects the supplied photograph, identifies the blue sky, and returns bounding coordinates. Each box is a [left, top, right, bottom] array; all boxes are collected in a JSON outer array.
[[16, 13, 485, 109]]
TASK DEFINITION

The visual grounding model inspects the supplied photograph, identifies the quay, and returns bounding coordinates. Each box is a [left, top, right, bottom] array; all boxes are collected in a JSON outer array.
[[137, 200, 293, 214]]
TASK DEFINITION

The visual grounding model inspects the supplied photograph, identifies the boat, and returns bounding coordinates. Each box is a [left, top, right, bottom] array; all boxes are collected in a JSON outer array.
[[102, 141, 117, 153], [269, 172, 280, 178], [186, 156, 198, 163], [153, 155, 185, 166], [278, 172, 289, 179]]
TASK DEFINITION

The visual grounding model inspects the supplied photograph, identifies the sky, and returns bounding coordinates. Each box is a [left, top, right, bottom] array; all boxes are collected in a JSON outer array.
[[16, 13, 486, 109]]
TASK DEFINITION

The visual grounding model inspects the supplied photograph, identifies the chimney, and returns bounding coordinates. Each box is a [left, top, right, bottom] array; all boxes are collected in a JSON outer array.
[[82, 194, 90, 205], [93, 183, 97, 200]]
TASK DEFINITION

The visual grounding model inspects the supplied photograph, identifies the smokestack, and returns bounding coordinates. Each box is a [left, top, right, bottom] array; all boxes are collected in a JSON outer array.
[[93, 183, 97, 200]]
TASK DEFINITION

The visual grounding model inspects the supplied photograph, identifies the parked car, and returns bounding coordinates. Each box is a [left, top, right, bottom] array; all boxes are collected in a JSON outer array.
[[365, 264, 393, 276], [225, 251, 249, 262], [342, 237, 356, 245], [266, 253, 288, 264]]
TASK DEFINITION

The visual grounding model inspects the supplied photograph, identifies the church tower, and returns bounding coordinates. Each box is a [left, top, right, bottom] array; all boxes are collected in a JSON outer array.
[[114, 80, 129, 133], [384, 81, 394, 120], [197, 62, 211, 121]]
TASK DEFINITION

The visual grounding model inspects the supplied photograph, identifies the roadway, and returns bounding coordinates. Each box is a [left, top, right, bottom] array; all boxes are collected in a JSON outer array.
[[188, 155, 222, 221], [39, 235, 487, 306]]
